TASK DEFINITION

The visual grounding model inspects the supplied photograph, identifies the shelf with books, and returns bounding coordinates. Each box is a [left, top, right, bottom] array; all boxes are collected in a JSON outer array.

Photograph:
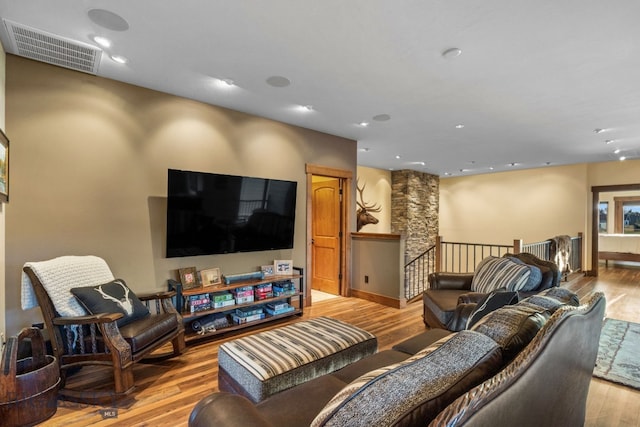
[[168, 268, 304, 344]]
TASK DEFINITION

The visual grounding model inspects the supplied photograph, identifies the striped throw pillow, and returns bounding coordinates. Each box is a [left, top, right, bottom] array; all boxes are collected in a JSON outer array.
[[471, 256, 532, 293]]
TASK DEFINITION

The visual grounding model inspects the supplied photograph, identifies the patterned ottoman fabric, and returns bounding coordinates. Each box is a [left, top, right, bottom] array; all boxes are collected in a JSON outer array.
[[218, 317, 378, 402]]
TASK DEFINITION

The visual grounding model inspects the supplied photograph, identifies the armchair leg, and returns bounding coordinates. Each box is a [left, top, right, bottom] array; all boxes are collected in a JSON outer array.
[[114, 365, 135, 396], [172, 331, 186, 356]]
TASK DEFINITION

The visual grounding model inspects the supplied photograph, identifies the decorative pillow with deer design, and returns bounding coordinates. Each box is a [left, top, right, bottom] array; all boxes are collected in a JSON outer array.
[[71, 279, 150, 327]]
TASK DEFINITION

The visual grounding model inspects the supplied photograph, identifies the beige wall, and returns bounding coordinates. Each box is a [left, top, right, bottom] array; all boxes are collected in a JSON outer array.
[[355, 166, 391, 233], [440, 164, 589, 245], [351, 234, 403, 300], [440, 160, 640, 269], [5, 55, 357, 335], [0, 44, 5, 341]]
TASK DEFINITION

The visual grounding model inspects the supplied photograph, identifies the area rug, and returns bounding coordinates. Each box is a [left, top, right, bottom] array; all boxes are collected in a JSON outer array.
[[593, 318, 640, 390]]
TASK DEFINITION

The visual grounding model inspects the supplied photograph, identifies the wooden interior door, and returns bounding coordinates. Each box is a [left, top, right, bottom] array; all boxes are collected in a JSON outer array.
[[311, 178, 341, 294]]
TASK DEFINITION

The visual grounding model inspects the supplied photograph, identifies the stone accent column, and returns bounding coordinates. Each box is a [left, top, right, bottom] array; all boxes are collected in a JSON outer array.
[[391, 170, 439, 263]]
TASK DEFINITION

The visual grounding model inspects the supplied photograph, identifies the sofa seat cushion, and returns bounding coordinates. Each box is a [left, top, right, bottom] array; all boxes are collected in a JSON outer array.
[[471, 256, 532, 293], [218, 317, 377, 402], [118, 312, 179, 353], [256, 374, 347, 427], [391, 328, 452, 355], [330, 350, 411, 384], [311, 331, 503, 427], [470, 303, 550, 361]]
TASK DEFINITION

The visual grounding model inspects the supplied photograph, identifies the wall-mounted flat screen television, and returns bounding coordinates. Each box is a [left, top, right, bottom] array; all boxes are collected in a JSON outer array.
[[166, 169, 297, 258]]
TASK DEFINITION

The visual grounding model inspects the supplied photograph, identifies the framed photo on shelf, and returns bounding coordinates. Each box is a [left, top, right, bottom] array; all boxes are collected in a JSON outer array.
[[0, 129, 9, 203], [274, 259, 293, 276], [178, 266, 198, 290], [261, 264, 275, 277], [200, 267, 222, 287]]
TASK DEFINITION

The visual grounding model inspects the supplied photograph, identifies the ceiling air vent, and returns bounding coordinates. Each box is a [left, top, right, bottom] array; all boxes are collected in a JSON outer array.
[[4, 19, 101, 74]]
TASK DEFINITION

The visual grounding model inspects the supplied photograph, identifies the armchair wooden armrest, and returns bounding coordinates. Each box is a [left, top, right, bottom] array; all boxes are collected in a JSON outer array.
[[137, 290, 182, 317], [52, 312, 123, 326], [137, 290, 176, 301]]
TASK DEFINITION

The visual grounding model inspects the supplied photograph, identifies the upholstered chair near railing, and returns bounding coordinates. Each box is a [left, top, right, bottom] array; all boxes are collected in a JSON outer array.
[[423, 252, 561, 331]]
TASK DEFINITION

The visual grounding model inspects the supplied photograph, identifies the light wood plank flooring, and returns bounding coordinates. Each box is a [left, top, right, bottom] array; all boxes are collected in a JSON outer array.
[[38, 263, 640, 426]]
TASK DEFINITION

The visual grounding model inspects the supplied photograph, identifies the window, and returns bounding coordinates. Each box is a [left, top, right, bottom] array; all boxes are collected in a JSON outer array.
[[623, 202, 640, 234], [599, 202, 608, 233], [614, 196, 640, 234]]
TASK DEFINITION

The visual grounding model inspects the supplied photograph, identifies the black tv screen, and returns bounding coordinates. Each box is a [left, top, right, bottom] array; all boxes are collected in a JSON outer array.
[[166, 169, 297, 258]]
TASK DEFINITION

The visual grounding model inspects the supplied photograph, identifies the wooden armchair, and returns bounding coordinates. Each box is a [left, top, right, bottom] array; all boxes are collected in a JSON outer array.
[[21, 255, 185, 404]]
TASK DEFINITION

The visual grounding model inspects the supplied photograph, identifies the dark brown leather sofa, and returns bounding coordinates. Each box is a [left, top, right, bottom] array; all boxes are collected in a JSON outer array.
[[189, 289, 604, 427], [423, 252, 561, 331]]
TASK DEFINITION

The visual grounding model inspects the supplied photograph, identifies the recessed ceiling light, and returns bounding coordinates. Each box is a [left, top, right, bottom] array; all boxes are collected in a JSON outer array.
[[213, 78, 235, 89], [605, 139, 614, 144], [92, 35, 111, 48], [455, 124, 465, 129], [508, 162, 519, 167], [295, 105, 313, 112], [358, 147, 370, 152], [87, 9, 130, 31], [620, 156, 627, 161], [358, 121, 369, 127], [110, 54, 128, 64], [614, 149, 621, 154], [266, 76, 291, 87], [372, 114, 391, 122], [545, 161, 552, 165], [395, 155, 401, 159], [442, 47, 462, 59], [444, 172, 451, 176], [489, 167, 494, 170], [594, 128, 605, 134]]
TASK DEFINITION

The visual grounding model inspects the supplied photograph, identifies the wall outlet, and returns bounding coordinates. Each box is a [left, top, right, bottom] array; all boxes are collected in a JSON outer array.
[[364, 275, 369, 284]]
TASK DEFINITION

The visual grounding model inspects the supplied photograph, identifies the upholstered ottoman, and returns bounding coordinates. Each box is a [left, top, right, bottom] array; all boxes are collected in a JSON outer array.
[[218, 316, 377, 402]]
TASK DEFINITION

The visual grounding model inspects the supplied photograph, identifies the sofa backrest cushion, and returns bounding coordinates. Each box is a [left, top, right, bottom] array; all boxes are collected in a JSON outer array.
[[470, 303, 550, 361], [522, 287, 580, 312], [471, 256, 532, 293], [430, 292, 606, 427], [71, 279, 151, 327], [310, 331, 503, 427], [503, 252, 561, 290], [465, 289, 519, 329], [502, 255, 543, 291]]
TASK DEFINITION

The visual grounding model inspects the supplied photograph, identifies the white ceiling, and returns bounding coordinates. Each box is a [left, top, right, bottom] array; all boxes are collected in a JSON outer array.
[[0, 0, 639, 176]]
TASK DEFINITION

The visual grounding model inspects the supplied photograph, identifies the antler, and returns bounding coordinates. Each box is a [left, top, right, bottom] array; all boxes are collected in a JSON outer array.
[[94, 282, 134, 315], [356, 179, 382, 212]]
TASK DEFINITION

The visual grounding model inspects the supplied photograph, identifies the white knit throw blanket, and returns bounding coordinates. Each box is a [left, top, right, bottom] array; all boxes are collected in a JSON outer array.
[[21, 255, 115, 317]]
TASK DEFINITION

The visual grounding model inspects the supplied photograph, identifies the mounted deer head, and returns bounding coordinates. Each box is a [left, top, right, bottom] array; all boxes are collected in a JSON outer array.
[[94, 281, 134, 315], [356, 179, 382, 231]]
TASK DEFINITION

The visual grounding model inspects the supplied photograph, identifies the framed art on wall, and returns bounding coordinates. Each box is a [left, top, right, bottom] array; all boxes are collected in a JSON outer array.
[[0, 129, 9, 203]]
